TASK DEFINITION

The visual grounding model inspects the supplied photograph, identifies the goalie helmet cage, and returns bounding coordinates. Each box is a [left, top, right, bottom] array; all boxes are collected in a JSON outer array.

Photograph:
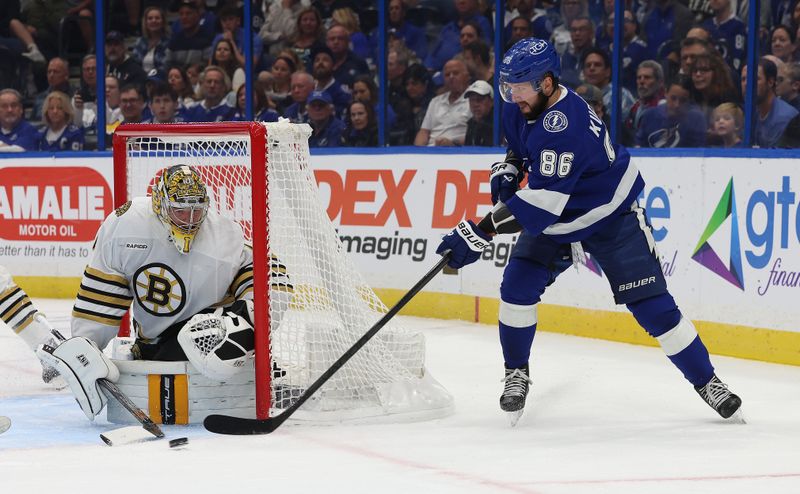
[[112, 122, 453, 424]]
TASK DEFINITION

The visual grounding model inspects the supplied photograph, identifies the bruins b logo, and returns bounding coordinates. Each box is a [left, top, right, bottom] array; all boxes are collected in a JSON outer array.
[[133, 263, 186, 316]]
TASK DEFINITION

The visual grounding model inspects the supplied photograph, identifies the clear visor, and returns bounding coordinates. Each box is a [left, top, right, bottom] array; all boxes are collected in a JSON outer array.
[[165, 201, 208, 234], [499, 79, 542, 103]]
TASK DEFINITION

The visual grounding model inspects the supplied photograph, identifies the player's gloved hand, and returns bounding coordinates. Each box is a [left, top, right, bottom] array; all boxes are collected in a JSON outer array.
[[36, 337, 119, 421], [490, 162, 520, 205], [436, 220, 492, 269]]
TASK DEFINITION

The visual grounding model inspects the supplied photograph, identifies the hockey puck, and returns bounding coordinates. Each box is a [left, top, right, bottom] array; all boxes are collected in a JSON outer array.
[[0, 416, 11, 435], [169, 437, 188, 448]]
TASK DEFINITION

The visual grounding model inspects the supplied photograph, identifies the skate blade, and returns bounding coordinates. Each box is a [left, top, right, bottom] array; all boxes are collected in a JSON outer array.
[[506, 410, 524, 427], [726, 408, 746, 424]]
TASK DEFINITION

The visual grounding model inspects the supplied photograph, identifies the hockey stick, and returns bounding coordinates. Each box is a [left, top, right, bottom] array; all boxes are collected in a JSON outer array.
[[47, 324, 165, 439], [203, 253, 451, 435]]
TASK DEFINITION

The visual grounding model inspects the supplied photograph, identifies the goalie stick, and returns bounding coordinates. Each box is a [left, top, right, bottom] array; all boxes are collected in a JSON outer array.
[[203, 253, 451, 435]]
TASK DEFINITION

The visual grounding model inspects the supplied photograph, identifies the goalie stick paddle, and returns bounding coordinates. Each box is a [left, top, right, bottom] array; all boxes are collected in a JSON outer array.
[[48, 326, 165, 439], [203, 254, 452, 435]]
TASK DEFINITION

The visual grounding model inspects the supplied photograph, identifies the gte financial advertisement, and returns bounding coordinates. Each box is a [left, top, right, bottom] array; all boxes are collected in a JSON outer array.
[[0, 154, 797, 333]]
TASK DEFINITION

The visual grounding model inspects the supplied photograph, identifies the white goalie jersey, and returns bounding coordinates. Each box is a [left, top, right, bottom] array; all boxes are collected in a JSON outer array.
[[71, 197, 256, 350]]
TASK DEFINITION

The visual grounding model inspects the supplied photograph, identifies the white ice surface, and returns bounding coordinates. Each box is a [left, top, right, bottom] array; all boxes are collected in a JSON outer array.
[[1, 299, 799, 494]]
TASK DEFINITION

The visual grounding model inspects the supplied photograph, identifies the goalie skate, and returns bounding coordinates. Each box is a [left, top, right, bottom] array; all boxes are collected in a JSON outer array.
[[500, 364, 531, 427], [695, 374, 743, 420]]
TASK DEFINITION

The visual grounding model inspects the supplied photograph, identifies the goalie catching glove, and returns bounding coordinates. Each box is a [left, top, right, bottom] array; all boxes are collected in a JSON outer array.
[[36, 337, 119, 421], [436, 220, 492, 269], [177, 300, 256, 381]]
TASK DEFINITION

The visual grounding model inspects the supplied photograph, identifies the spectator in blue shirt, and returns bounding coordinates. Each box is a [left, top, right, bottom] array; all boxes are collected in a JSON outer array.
[[38, 91, 84, 152], [641, 0, 694, 60], [144, 83, 187, 124], [326, 25, 369, 89], [284, 71, 315, 123], [743, 58, 800, 147], [424, 0, 492, 73], [33, 57, 73, 121], [211, 4, 263, 69], [228, 82, 279, 122], [637, 75, 707, 147], [106, 31, 148, 95], [701, 0, 746, 74], [0, 89, 38, 152], [167, 0, 215, 68], [371, 0, 428, 61], [560, 16, 595, 89], [185, 66, 234, 123], [307, 90, 345, 147], [312, 45, 352, 118]]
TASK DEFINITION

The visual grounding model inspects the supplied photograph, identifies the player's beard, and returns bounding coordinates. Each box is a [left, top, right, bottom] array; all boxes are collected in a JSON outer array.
[[519, 93, 549, 120]]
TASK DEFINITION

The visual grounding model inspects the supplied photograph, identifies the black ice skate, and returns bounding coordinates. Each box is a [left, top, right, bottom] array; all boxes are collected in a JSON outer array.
[[500, 364, 531, 426], [695, 374, 742, 419]]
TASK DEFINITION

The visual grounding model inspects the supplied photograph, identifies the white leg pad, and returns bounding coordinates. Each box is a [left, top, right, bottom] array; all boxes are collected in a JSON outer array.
[[499, 301, 538, 328], [656, 317, 698, 356]]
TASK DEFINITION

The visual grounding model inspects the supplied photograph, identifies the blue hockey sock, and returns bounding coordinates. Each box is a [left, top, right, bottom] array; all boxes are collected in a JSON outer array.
[[499, 322, 536, 369], [666, 336, 715, 386]]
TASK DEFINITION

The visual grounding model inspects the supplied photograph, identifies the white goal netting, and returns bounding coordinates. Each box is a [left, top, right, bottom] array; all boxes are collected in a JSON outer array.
[[119, 122, 453, 423]]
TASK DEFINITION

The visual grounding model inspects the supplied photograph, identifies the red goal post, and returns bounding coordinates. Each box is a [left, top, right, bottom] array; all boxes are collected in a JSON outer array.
[[112, 121, 453, 424]]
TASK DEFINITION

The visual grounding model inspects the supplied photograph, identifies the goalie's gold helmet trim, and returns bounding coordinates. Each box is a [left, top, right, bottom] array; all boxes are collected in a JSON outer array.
[[151, 165, 209, 254]]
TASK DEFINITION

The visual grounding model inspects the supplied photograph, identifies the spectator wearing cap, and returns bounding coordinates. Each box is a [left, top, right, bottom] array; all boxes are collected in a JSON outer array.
[[369, 0, 427, 61], [312, 45, 352, 117], [0, 89, 38, 152], [463, 80, 494, 146], [425, 0, 492, 73], [33, 57, 73, 121], [132, 6, 171, 75], [575, 83, 610, 129], [184, 66, 234, 123], [742, 58, 800, 148], [212, 4, 263, 69], [37, 91, 84, 152], [636, 75, 707, 148], [167, 0, 215, 68], [284, 71, 315, 123], [415, 58, 472, 147], [306, 90, 345, 147], [325, 25, 369, 89], [342, 100, 378, 147], [560, 16, 595, 90], [145, 82, 187, 124], [106, 31, 148, 95], [582, 48, 636, 122], [623, 60, 666, 146]]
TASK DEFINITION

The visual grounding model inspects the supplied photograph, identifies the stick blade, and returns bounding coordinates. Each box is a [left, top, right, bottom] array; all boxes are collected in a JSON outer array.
[[100, 425, 162, 446], [203, 414, 281, 435]]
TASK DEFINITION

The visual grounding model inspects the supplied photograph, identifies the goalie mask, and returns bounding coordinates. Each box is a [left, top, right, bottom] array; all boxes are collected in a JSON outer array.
[[151, 165, 209, 254]]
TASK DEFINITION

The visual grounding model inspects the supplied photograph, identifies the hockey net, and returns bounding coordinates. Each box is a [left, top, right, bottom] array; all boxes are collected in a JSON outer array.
[[112, 121, 453, 423]]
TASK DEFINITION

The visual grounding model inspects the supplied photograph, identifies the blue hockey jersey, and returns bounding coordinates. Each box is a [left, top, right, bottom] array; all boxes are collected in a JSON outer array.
[[502, 85, 644, 243], [37, 124, 84, 151], [701, 14, 746, 72]]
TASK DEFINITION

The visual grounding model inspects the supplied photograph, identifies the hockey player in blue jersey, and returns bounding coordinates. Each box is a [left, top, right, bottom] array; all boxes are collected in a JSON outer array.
[[436, 38, 742, 425]]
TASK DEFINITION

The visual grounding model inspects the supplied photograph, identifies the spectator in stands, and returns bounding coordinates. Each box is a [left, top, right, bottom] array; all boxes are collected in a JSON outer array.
[[582, 48, 636, 122], [425, 0, 492, 73], [262, 55, 297, 114], [186, 63, 202, 95], [325, 25, 369, 89], [34, 57, 72, 120], [641, 0, 693, 61], [185, 66, 234, 123], [307, 90, 345, 147], [576, 83, 610, 128], [551, 0, 588, 56], [144, 82, 186, 124], [132, 6, 170, 75], [312, 0, 359, 22], [701, 0, 746, 74], [331, 8, 370, 61], [624, 60, 666, 145], [778, 61, 800, 110], [463, 40, 494, 84], [0, 88, 38, 152], [312, 45, 352, 117], [387, 46, 410, 110], [611, 10, 648, 94], [288, 7, 326, 72], [391, 63, 433, 145], [677, 37, 713, 79], [377, 0, 427, 61], [5, 0, 44, 64], [167, 0, 215, 68], [463, 80, 493, 146], [10, 0, 92, 61], [284, 71, 315, 123], [636, 75, 707, 147], [459, 21, 482, 49], [106, 31, 147, 94], [706, 102, 744, 147], [503, 0, 552, 47], [689, 52, 740, 117], [770, 25, 799, 64], [118, 84, 146, 126], [260, 0, 303, 57], [212, 4, 263, 69], [414, 58, 472, 147], [506, 16, 532, 50], [37, 91, 83, 151], [210, 38, 245, 102], [104, 75, 123, 135], [72, 55, 98, 133], [167, 66, 197, 109], [742, 58, 800, 147], [228, 81, 279, 122], [560, 16, 595, 89], [342, 100, 378, 146], [351, 74, 396, 127]]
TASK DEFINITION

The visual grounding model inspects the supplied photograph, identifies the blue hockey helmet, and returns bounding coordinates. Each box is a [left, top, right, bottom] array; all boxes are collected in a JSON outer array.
[[498, 38, 560, 102]]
